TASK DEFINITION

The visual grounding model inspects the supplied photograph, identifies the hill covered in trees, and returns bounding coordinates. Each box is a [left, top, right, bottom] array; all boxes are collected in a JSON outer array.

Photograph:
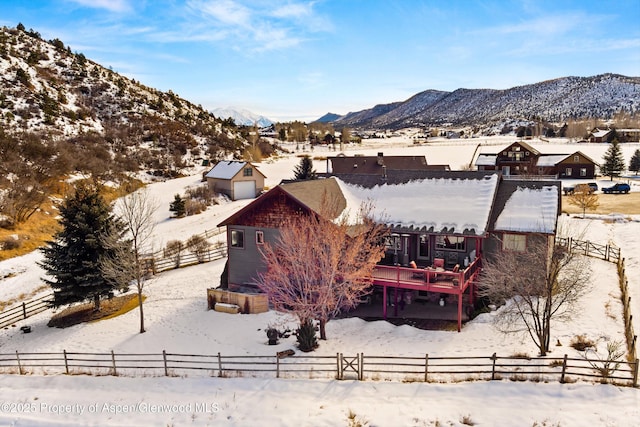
[[0, 24, 252, 181]]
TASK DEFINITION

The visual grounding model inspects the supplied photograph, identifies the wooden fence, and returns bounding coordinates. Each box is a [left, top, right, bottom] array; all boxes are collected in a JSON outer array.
[[618, 258, 637, 361], [0, 294, 52, 330], [556, 237, 621, 263], [0, 239, 228, 329], [0, 350, 637, 387]]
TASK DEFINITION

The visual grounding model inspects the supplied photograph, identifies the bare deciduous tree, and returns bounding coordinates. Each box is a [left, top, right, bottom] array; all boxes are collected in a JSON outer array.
[[101, 188, 158, 333], [253, 198, 388, 342], [479, 236, 591, 356], [567, 184, 599, 218]]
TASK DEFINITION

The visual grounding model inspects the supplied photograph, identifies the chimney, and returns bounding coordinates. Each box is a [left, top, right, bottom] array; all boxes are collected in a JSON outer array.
[[377, 152, 384, 166]]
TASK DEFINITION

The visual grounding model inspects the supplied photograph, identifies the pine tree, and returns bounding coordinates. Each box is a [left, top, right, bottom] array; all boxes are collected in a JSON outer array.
[[629, 149, 640, 175], [169, 193, 186, 217], [600, 140, 625, 180], [39, 183, 127, 311], [293, 155, 317, 180]]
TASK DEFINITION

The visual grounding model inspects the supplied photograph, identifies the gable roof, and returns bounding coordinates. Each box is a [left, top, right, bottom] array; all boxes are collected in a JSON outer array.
[[335, 174, 500, 235], [328, 153, 448, 175], [489, 180, 560, 234], [535, 151, 598, 167], [205, 161, 265, 180], [475, 154, 497, 166]]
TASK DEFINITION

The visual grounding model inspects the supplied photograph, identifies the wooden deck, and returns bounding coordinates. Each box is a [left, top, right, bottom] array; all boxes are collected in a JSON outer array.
[[371, 257, 482, 331]]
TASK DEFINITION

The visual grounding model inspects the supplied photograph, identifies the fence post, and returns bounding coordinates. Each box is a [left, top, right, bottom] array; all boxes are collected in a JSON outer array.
[[490, 353, 497, 380], [16, 351, 23, 375], [358, 353, 363, 381], [276, 353, 280, 379], [22, 302, 27, 320], [337, 353, 342, 380], [424, 353, 429, 382], [163, 350, 168, 376], [217, 352, 222, 377], [632, 359, 639, 388], [111, 350, 117, 376], [560, 354, 568, 383], [63, 350, 69, 374]]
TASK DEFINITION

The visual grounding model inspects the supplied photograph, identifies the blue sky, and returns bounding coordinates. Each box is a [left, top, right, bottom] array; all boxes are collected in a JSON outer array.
[[2, 0, 639, 122]]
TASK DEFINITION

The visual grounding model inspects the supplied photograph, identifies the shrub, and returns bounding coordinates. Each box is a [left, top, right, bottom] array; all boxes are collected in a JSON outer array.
[[1, 237, 21, 250], [164, 240, 184, 268], [570, 334, 595, 351], [296, 319, 318, 352], [185, 234, 209, 263]]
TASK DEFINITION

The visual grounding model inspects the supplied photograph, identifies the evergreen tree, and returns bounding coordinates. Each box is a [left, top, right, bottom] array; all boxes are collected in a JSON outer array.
[[629, 149, 640, 175], [39, 183, 127, 311], [293, 155, 317, 180], [600, 140, 625, 180], [169, 193, 186, 217]]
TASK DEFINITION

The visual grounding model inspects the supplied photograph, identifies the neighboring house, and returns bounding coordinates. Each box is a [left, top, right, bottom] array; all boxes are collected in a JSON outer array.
[[218, 172, 561, 331], [475, 142, 598, 179], [205, 161, 266, 200], [326, 152, 449, 175], [589, 128, 613, 143], [475, 141, 540, 176], [536, 151, 598, 179]]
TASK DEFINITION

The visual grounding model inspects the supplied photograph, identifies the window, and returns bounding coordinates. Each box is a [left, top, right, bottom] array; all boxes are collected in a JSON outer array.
[[385, 234, 401, 251], [243, 167, 253, 177], [418, 235, 429, 258], [574, 155, 580, 162], [502, 233, 526, 252], [230, 229, 244, 248], [435, 235, 465, 251], [566, 168, 572, 176], [255, 230, 264, 245], [580, 168, 587, 177]]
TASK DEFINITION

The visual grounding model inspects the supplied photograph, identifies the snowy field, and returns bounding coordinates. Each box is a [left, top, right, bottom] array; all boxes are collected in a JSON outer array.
[[1, 136, 639, 426]]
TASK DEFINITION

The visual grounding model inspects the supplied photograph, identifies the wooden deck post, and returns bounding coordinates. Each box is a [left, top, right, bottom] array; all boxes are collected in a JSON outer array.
[[382, 285, 387, 319], [457, 290, 463, 332]]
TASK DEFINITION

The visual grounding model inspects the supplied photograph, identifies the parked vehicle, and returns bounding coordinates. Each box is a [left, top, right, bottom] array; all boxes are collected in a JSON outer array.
[[602, 183, 631, 194], [563, 182, 598, 195]]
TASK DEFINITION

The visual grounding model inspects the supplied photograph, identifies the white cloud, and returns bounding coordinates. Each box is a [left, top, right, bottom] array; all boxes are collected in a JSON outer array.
[[196, 0, 251, 27], [68, 0, 132, 13]]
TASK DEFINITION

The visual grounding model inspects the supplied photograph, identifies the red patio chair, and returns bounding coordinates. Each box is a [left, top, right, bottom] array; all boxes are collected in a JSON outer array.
[[433, 258, 445, 269]]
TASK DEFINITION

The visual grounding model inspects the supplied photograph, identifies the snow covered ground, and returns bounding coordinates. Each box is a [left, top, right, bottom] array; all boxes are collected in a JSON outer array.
[[1, 136, 639, 426]]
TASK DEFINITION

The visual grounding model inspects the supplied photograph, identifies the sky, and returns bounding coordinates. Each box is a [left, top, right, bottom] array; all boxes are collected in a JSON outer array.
[[1, 0, 639, 122]]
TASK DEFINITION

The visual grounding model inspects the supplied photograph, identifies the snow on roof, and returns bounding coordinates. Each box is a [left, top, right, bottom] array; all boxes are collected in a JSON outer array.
[[475, 154, 497, 166], [591, 128, 612, 137], [334, 174, 500, 235], [205, 161, 247, 180], [495, 186, 558, 233], [535, 154, 569, 167]]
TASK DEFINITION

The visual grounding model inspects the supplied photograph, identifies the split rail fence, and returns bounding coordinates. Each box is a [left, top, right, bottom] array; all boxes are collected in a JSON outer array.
[[0, 229, 228, 330], [0, 350, 637, 387]]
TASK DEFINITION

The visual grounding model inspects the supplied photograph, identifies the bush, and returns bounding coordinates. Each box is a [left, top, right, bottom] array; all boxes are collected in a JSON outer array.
[[185, 234, 209, 263], [164, 240, 184, 268], [570, 334, 595, 351], [1, 237, 21, 250], [296, 319, 318, 352]]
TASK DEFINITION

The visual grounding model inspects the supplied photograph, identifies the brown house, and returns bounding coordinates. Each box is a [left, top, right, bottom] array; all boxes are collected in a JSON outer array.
[[327, 152, 449, 175], [205, 161, 266, 200], [476, 142, 598, 179]]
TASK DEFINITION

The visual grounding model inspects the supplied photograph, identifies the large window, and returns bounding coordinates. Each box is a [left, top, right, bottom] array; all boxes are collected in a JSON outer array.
[[502, 233, 526, 252], [230, 229, 244, 248], [580, 168, 587, 177], [435, 235, 465, 251]]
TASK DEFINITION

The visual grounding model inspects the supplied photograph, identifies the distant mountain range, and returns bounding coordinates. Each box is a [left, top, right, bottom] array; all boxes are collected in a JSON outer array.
[[323, 74, 640, 130], [211, 107, 273, 127]]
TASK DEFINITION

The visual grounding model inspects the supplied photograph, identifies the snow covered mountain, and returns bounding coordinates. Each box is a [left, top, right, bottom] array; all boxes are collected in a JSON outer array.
[[212, 107, 273, 127], [331, 74, 640, 130]]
